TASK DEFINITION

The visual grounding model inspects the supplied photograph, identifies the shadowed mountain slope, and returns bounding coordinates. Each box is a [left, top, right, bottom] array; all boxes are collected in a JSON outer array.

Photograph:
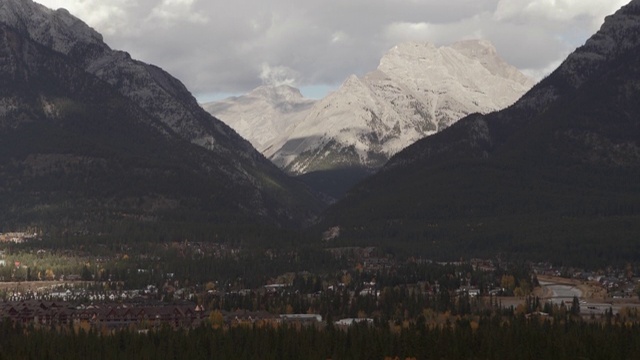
[[0, 1, 323, 238]]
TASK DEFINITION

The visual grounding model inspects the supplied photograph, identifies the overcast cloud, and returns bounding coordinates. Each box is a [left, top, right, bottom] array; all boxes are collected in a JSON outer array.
[[37, 0, 629, 101]]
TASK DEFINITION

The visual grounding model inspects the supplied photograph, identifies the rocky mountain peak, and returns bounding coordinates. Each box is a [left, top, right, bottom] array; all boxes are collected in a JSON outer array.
[[377, 41, 438, 74], [452, 40, 534, 87], [257, 40, 534, 198], [378, 40, 535, 89], [250, 85, 306, 105], [0, 0, 105, 55], [340, 74, 367, 91], [557, 0, 640, 88]]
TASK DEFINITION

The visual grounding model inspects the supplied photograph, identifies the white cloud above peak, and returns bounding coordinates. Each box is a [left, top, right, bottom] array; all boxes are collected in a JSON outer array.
[[260, 63, 299, 87], [35, 0, 633, 100]]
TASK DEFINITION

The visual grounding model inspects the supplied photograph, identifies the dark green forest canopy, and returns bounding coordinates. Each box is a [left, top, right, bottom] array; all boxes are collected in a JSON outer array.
[[1, 317, 639, 360]]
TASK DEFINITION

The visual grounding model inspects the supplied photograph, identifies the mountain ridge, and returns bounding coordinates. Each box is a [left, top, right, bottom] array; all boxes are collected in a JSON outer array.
[[0, 0, 324, 236], [0, 0, 256, 156]]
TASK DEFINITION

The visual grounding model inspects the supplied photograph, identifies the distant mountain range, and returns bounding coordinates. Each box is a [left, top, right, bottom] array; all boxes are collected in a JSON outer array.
[[0, 0, 323, 238], [204, 40, 534, 198], [319, 0, 640, 265]]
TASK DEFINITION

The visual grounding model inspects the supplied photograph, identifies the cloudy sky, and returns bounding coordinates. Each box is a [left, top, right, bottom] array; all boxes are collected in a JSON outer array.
[[38, 0, 628, 102]]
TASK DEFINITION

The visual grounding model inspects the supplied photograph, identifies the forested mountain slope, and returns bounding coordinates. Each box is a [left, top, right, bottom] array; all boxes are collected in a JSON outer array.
[[0, 0, 323, 238]]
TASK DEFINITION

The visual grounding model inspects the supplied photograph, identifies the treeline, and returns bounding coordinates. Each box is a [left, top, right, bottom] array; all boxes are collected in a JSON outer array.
[[1, 316, 640, 359]]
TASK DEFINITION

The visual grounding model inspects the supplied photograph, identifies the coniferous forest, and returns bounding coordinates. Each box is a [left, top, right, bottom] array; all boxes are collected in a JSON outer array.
[[1, 315, 640, 359]]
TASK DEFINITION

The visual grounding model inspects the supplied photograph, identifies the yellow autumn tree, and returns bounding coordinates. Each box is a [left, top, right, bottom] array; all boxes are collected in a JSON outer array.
[[500, 275, 516, 292], [341, 272, 352, 286], [209, 310, 224, 329], [45, 269, 55, 281]]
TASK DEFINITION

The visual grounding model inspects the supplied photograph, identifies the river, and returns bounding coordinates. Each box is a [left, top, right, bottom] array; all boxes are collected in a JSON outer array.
[[538, 281, 583, 305]]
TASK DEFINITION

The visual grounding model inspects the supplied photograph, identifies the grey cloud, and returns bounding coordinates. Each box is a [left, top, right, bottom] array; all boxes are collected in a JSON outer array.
[[37, 0, 629, 99]]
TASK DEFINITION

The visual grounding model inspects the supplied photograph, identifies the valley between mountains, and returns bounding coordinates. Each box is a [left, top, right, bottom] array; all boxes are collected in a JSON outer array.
[[1, 0, 639, 265], [204, 40, 534, 198]]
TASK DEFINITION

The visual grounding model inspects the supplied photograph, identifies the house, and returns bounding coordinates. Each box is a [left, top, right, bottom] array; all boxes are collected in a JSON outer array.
[[264, 284, 288, 294], [359, 288, 379, 297], [0, 300, 207, 330]]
